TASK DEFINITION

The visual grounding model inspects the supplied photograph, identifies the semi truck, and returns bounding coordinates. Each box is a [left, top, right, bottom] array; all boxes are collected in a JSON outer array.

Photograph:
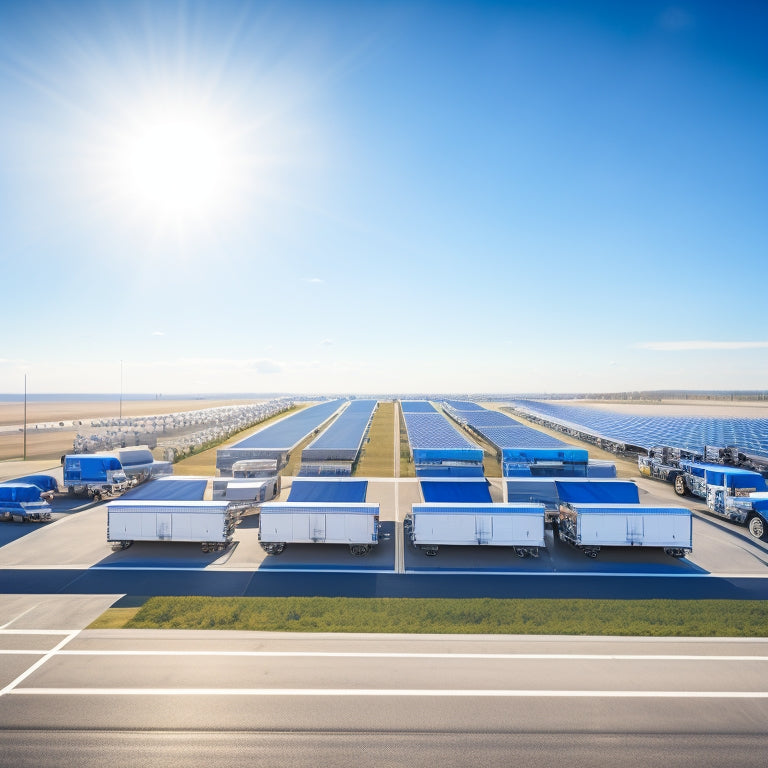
[[0, 483, 53, 522], [258, 502, 381, 556], [405, 503, 546, 557], [63, 454, 131, 500], [557, 503, 692, 558], [639, 444, 768, 489], [107, 500, 235, 552]]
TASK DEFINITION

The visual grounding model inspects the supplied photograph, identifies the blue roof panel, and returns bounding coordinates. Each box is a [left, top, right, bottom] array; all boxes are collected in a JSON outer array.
[[122, 477, 208, 501], [287, 479, 368, 503], [420, 480, 492, 503]]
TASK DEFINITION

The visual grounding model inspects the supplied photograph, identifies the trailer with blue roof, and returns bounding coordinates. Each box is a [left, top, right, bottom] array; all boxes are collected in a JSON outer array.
[[0, 483, 52, 522], [107, 476, 238, 552], [407, 503, 546, 557], [557, 503, 692, 559], [63, 454, 131, 500]]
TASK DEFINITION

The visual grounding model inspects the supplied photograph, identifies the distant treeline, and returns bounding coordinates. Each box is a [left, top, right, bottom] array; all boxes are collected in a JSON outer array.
[[581, 391, 768, 402]]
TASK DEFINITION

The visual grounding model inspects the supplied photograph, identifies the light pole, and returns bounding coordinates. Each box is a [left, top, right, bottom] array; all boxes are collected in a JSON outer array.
[[23, 373, 27, 461]]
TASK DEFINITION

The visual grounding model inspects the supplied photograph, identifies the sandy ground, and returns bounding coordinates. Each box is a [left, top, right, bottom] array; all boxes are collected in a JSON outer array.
[[0, 398, 261, 462], [546, 399, 768, 418]]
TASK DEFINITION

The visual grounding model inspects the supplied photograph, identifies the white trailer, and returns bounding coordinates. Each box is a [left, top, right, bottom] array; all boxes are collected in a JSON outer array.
[[107, 500, 235, 552], [407, 503, 545, 557], [557, 503, 692, 558], [258, 502, 380, 556]]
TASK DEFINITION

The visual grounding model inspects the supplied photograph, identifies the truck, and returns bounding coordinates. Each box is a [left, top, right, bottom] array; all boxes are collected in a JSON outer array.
[[670, 462, 768, 540], [557, 503, 692, 558], [63, 454, 131, 500], [639, 444, 768, 491], [258, 502, 381, 556], [645, 452, 768, 539], [405, 503, 546, 557], [0, 483, 53, 522], [107, 500, 235, 552]]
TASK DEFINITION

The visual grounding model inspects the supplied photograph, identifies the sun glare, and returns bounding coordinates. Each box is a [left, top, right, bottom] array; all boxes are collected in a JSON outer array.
[[112, 103, 240, 225]]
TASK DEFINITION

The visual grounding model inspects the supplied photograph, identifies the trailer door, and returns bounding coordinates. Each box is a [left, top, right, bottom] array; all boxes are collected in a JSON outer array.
[[156, 512, 172, 540], [475, 514, 492, 545], [325, 513, 347, 542], [626, 514, 644, 544], [309, 513, 326, 542]]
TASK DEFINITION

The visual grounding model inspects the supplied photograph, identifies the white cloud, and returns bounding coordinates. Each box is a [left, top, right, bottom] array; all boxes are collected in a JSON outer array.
[[152, 331, 165, 336], [305, 277, 324, 284], [320, 339, 334, 347], [636, 341, 768, 352]]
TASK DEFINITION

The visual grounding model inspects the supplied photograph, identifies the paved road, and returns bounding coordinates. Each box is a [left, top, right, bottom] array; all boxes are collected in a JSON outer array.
[[1, 628, 766, 766]]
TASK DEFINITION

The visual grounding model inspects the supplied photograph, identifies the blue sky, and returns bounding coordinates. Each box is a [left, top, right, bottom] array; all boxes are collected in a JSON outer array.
[[1, 0, 766, 395]]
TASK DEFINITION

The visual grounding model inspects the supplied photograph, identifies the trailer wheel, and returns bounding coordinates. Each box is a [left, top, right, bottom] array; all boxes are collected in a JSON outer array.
[[748, 515, 766, 541], [349, 544, 370, 557], [673, 475, 687, 497], [92, 491, 102, 502]]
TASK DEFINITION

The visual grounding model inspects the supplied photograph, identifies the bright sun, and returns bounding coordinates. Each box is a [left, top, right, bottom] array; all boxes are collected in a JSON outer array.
[[113, 104, 239, 224]]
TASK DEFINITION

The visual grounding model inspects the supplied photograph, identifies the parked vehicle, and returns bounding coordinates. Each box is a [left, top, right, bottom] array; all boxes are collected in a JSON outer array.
[[63, 454, 131, 500], [406, 503, 545, 557], [0, 483, 52, 522], [258, 502, 381, 556], [10, 474, 59, 502], [557, 502, 692, 558], [107, 500, 235, 552]]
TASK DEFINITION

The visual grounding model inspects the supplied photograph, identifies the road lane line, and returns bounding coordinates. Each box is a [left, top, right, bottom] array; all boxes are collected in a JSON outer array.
[[0, 631, 79, 697], [0, 604, 39, 629], [8, 688, 768, 698], [53, 651, 768, 661]]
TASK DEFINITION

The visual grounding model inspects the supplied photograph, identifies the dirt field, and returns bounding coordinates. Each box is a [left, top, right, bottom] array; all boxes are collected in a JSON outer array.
[[0, 398, 261, 462]]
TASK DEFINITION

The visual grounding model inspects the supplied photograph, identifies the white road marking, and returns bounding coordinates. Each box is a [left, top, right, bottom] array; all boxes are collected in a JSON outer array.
[[0, 604, 39, 629], [49, 651, 768, 661], [8, 688, 768, 698], [0, 630, 79, 696]]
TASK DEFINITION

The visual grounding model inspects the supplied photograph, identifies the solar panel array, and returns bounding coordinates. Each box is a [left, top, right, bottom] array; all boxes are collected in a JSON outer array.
[[121, 477, 208, 502], [231, 399, 346, 450], [301, 400, 377, 462], [510, 400, 768, 458]]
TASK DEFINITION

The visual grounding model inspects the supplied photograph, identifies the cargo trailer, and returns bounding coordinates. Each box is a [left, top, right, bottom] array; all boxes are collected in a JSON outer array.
[[107, 500, 235, 552], [406, 503, 545, 557], [0, 483, 52, 522], [557, 503, 692, 558], [258, 502, 381, 556], [63, 454, 130, 499]]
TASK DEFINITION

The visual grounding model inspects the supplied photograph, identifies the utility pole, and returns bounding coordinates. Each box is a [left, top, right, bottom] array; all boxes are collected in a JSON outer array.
[[23, 374, 27, 461]]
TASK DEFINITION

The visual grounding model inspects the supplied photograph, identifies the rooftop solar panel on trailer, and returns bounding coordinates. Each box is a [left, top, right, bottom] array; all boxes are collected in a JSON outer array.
[[420, 480, 493, 503], [287, 479, 368, 503], [121, 477, 208, 502]]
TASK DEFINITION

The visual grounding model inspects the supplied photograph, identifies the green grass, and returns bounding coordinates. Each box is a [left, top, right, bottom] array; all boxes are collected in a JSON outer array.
[[118, 597, 768, 636], [354, 401, 395, 477]]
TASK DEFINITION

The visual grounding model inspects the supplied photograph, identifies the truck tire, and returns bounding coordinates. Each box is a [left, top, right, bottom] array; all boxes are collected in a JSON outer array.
[[673, 474, 687, 497], [748, 515, 766, 541]]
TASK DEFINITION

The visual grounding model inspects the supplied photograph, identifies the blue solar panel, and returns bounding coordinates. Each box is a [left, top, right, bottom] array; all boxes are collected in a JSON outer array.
[[302, 400, 377, 461], [511, 400, 768, 458], [287, 479, 368, 502], [232, 400, 346, 450], [122, 477, 207, 501], [400, 400, 438, 413], [420, 480, 492, 503]]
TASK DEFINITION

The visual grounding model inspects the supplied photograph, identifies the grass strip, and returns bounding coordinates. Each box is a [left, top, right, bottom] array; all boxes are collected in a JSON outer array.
[[119, 597, 768, 636]]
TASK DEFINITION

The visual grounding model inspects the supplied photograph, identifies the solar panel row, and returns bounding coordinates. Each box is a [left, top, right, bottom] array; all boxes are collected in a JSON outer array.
[[301, 399, 377, 462], [510, 400, 768, 458]]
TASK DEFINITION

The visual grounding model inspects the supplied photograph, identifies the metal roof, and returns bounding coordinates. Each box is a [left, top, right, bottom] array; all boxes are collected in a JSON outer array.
[[287, 479, 368, 503]]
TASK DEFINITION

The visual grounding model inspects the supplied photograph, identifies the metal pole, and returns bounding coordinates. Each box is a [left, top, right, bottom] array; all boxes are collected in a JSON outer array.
[[23, 374, 27, 461]]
